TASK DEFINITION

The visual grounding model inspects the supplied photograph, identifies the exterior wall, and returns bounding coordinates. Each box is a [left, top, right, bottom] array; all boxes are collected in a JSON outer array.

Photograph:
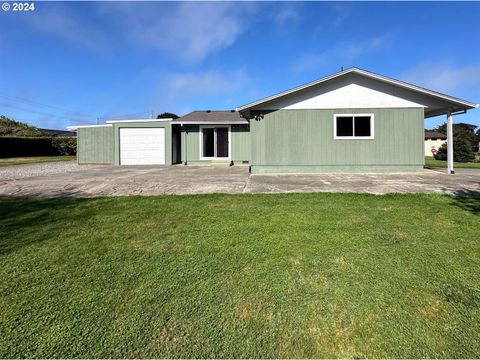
[[181, 124, 250, 165], [424, 139, 446, 156], [77, 126, 114, 164], [112, 121, 172, 166], [250, 108, 424, 173]]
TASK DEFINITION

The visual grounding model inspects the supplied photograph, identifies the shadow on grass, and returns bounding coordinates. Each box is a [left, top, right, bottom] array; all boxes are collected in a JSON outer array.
[[448, 190, 480, 216], [0, 196, 98, 255]]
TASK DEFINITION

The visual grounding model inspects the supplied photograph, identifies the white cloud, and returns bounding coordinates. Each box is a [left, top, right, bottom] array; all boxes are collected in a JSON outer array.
[[293, 35, 390, 74], [20, 2, 257, 62], [108, 2, 257, 63], [272, 4, 302, 25], [25, 5, 109, 52], [153, 69, 249, 114], [401, 63, 480, 93], [329, 3, 354, 28]]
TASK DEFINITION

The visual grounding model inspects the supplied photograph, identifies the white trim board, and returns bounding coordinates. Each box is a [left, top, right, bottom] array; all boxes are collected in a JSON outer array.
[[106, 119, 172, 124], [175, 121, 248, 125], [66, 124, 112, 130]]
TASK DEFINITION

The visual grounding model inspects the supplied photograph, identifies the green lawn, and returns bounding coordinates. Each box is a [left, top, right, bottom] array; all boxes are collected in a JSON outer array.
[[0, 156, 75, 167], [1, 193, 479, 358], [425, 156, 480, 169]]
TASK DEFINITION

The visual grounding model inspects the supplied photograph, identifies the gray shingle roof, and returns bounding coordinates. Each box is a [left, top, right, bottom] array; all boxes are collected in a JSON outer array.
[[173, 110, 248, 124]]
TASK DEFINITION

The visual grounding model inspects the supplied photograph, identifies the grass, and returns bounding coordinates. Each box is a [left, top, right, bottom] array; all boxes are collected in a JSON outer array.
[[0, 193, 479, 358], [0, 156, 75, 167], [425, 156, 480, 169]]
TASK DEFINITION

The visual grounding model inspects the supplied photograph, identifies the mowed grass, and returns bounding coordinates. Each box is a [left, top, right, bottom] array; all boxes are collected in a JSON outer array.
[[0, 193, 479, 358], [425, 156, 480, 169], [0, 156, 75, 166]]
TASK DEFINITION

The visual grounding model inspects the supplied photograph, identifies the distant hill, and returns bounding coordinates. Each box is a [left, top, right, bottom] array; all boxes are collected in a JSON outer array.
[[0, 116, 46, 137], [0, 116, 76, 138]]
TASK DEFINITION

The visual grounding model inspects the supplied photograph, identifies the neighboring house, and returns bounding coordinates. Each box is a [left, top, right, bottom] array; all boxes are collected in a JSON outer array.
[[69, 67, 478, 172], [424, 131, 447, 157]]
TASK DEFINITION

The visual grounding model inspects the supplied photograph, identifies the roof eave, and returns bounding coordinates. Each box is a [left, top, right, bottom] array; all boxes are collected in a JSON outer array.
[[237, 67, 478, 112]]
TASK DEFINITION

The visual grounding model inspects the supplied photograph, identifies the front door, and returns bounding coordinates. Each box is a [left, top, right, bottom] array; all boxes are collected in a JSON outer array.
[[201, 126, 230, 159]]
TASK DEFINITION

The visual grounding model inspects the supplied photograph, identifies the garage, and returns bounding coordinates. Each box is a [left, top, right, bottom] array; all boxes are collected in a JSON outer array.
[[119, 128, 165, 165]]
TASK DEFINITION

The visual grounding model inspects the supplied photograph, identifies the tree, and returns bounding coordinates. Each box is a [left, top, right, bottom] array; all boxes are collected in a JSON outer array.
[[436, 122, 478, 154], [437, 122, 477, 135], [157, 112, 179, 119], [435, 126, 475, 162]]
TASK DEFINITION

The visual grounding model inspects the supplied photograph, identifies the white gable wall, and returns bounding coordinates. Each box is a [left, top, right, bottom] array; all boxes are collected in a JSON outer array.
[[253, 74, 446, 111]]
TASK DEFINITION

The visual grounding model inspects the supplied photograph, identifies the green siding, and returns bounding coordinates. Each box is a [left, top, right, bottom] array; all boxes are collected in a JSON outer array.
[[232, 125, 251, 163], [77, 126, 114, 164], [113, 122, 172, 166], [181, 124, 250, 165], [250, 108, 424, 173]]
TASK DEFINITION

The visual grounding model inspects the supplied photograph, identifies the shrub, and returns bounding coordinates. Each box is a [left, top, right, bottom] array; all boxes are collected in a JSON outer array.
[[50, 137, 77, 155], [0, 137, 77, 158]]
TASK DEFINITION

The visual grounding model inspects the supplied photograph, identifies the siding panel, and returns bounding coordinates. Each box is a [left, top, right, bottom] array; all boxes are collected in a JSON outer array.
[[77, 126, 114, 164], [250, 108, 424, 173]]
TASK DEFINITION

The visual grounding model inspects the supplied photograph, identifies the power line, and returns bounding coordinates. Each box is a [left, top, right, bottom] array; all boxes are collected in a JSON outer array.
[[97, 111, 151, 120], [0, 102, 89, 122], [0, 93, 154, 124], [0, 93, 93, 117]]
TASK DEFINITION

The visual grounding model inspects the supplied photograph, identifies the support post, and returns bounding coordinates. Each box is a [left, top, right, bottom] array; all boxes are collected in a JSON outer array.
[[447, 111, 454, 174]]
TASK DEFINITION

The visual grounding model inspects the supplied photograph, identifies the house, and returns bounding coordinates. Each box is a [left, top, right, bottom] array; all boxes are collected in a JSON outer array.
[[424, 131, 446, 157], [69, 67, 478, 173]]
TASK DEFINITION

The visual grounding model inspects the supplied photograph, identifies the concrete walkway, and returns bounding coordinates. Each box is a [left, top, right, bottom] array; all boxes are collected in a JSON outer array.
[[0, 163, 478, 197]]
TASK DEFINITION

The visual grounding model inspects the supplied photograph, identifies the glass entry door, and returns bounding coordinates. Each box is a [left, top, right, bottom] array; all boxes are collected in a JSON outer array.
[[201, 126, 229, 159]]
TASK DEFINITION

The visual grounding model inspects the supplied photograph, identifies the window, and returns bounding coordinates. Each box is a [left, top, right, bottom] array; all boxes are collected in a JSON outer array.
[[200, 126, 231, 159], [334, 114, 374, 139]]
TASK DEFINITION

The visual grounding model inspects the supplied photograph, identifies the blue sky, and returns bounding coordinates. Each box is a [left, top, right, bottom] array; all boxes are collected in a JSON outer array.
[[1, 1, 479, 130]]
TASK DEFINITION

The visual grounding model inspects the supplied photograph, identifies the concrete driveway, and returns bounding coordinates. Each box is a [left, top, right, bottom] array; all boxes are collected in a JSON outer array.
[[0, 162, 479, 197]]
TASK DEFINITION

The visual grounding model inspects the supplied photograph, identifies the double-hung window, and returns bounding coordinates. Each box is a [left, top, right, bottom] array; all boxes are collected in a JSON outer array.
[[334, 114, 374, 139]]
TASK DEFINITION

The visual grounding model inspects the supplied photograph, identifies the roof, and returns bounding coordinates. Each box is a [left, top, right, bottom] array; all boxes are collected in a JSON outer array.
[[67, 119, 170, 130], [425, 130, 447, 140], [237, 67, 478, 117], [173, 110, 248, 125]]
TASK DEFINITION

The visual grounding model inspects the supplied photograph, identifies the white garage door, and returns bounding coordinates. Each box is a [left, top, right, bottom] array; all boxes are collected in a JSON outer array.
[[120, 128, 165, 165]]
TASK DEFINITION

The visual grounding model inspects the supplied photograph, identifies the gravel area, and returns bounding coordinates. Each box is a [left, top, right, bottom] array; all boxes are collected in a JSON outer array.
[[0, 161, 80, 181]]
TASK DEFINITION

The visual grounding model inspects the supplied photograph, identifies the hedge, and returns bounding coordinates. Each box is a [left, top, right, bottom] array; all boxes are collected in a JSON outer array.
[[0, 137, 77, 158]]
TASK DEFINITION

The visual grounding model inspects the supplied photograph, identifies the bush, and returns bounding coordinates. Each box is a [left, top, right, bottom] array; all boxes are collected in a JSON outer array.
[[50, 137, 77, 155], [0, 137, 77, 158]]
